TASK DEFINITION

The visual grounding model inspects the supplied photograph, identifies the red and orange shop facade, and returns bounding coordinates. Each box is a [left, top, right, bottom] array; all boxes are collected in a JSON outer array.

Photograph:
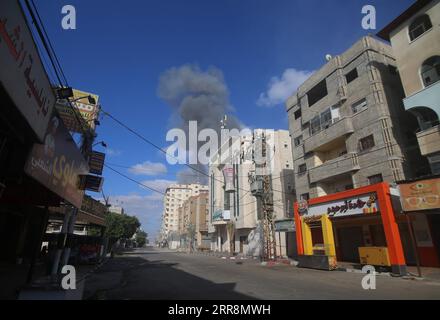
[[294, 182, 440, 276]]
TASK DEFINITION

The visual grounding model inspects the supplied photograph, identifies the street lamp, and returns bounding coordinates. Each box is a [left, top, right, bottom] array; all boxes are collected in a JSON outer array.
[[93, 140, 107, 148], [70, 95, 97, 105]]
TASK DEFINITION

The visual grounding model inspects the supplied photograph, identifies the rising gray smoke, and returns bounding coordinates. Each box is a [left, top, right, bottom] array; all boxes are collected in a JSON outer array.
[[158, 65, 243, 184]]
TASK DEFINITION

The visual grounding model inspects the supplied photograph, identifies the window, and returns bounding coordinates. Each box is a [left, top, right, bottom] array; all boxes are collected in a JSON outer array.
[[421, 56, 440, 87], [300, 193, 310, 201], [320, 108, 332, 128], [310, 115, 321, 135], [359, 135, 375, 151], [307, 79, 328, 107], [294, 135, 303, 147], [428, 154, 440, 175], [352, 98, 367, 114], [368, 174, 383, 185], [294, 109, 302, 120], [345, 68, 358, 84], [409, 14, 432, 41], [298, 164, 307, 175], [345, 184, 354, 190]]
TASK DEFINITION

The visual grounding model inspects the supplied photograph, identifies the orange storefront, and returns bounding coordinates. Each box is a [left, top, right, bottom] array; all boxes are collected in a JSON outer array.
[[294, 182, 408, 275]]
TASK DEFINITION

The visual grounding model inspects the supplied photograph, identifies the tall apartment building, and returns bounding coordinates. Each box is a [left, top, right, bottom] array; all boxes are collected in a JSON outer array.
[[286, 35, 420, 201], [160, 183, 208, 249], [378, 0, 440, 175], [208, 129, 296, 258]]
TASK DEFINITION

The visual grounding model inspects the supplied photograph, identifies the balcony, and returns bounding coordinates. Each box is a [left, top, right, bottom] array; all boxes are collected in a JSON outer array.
[[416, 125, 440, 157], [304, 117, 354, 153], [309, 152, 360, 184]]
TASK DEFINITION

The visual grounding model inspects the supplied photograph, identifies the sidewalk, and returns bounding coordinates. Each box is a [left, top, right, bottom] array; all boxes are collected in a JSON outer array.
[[17, 257, 109, 300], [335, 261, 440, 282]]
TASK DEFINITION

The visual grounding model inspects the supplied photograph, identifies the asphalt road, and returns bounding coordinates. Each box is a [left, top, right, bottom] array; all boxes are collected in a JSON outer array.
[[83, 248, 440, 300]]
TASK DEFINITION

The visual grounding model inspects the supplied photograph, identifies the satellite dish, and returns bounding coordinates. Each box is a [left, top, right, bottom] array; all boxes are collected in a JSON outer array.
[[325, 54, 333, 62]]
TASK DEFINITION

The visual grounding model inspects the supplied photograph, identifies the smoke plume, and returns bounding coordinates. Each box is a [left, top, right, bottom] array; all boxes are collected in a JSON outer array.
[[158, 64, 243, 184]]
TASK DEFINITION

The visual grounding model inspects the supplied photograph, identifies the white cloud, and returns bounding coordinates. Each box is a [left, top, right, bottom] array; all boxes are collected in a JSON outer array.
[[257, 68, 313, 108], [128, 161, 167, 176], [140, 179, 176, 193]]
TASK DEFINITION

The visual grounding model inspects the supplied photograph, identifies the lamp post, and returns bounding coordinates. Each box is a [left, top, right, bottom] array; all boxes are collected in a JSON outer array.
[[93, 141, 107, 148]]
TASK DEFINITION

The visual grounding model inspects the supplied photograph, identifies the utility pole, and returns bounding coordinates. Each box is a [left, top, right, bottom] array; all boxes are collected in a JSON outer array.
[[249, 132, 277, 261]]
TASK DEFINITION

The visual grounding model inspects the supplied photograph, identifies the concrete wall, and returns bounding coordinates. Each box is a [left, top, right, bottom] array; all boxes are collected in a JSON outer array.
[[388, 0, 440, 97]]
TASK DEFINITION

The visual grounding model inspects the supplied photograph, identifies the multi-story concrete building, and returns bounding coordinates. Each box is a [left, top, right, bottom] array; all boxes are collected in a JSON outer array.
[[160, 183, 208, 249], [377, 0, 440, 267], [178, 191, 209, 250], [286, 35, 420, 201], [208, 129, 296, 258], [285, 35, 427, 273], [378, 0, 440, 175]]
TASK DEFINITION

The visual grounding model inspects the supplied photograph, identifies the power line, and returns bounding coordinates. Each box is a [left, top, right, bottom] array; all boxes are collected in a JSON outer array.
[[24, 0, 92, 139]]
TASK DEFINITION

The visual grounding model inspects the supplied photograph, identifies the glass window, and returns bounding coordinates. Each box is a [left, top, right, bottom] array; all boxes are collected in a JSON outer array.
[[421, 56, 440, 87], [294, 109, 302, 120], [352, 98, 367, 114], [409, 14, 432, 41], [307, 79, 328, 107], [345, 68, 358, 84], [320, 108, 332, 128], [368, 174, 383, 185], [300, 193, 309, 201], [298, 164, 307, 174], [359, 135, 375, 151], [310, 115, 321, 135], [294, 135, 303, 147]]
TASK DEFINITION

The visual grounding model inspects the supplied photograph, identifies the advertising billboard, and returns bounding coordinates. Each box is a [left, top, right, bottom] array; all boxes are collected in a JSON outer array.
[[24, 113, 89, 208], [0, 1, 56, 142], [399, 178, 440, 212], [56, 89, 100, 133]]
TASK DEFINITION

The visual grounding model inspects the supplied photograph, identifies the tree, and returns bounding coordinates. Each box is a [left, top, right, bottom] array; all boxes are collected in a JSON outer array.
[[105, 213, 140, 240], [135, 230, 148, 247]]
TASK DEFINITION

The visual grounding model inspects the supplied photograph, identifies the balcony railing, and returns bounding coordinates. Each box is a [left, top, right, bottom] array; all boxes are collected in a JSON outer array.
[[304, 117, 354, 153], [309, 152, 360, 184]]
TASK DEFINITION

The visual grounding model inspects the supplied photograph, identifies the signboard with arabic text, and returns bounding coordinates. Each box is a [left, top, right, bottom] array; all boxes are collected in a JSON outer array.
[[304, 194, 378, 218], [24, 113, 89, 208], [0, 1, 55, 142]]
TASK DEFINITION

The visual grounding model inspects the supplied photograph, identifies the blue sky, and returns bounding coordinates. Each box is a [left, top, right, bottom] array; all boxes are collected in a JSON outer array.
[[34, 0, 413, 240]]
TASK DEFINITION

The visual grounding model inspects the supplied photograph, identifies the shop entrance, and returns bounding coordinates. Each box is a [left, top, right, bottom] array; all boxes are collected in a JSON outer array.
[[337, 226, 364, 262], [310, 222, 324, 255], [239, 236, 246, 253]]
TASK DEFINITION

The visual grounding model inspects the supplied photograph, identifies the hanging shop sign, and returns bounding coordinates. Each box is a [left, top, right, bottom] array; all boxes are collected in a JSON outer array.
[[399, 178, 440, 212], [274, 219, 295, 232], [305, 194, 378, 218], [83, 175, 104, 193], [88, 151, 105, 175], [212, 209, 230, 222], [24, 113, 89, 208], [56, 89, 100, 133], [0, 1, 56, 142]]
